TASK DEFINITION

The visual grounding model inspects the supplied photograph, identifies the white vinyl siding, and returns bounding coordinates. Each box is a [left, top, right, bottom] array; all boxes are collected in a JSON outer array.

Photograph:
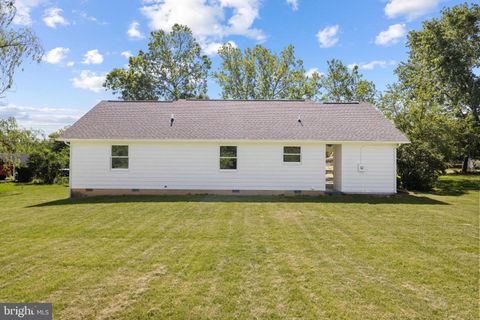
[[70, 141, 326, 191], [336, 144, 397, 194]]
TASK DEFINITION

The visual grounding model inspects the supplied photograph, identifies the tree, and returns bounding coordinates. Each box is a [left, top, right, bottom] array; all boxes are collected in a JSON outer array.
[[104, 24, 211, 101], [379, 84, 461, 164], [320, 59, 377, 103], [0, 0, 43, 96], [214, 43, 321, 100], [0, 117, 39, 177], [397, 141, 446, 191], [26, 150, 64, 184], [395, 3, 480, 172]]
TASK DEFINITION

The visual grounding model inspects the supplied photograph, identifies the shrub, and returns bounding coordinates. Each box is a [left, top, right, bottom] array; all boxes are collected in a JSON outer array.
[[397, 142, 446, 191], [16, 166, 34, 182], [54, 176, 69, 186], [27, 151, 65, 184]]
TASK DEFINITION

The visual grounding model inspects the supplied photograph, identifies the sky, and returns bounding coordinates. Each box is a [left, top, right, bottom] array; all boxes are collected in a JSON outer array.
[[0, 0, 468, 134]]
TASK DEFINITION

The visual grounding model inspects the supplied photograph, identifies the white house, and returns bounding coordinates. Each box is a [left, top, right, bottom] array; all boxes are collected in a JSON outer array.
[[59, 99, 409, 197]]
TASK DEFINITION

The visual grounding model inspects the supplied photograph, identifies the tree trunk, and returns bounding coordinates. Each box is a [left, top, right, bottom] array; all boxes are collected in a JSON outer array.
[[461, 156, 469, 173]]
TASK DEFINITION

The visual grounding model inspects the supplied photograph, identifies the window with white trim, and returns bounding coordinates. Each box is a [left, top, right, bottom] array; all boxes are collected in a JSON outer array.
[[220, 146, 237, 170], [111, 145, 129, 169], [283, 146, 301, 163]]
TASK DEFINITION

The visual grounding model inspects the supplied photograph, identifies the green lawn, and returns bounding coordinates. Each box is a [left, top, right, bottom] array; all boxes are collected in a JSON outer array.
[[0, 176, 478, 319]]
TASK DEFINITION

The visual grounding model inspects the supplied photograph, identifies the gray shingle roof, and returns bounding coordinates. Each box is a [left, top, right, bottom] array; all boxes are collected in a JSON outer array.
[[60, 100, 409, 142]]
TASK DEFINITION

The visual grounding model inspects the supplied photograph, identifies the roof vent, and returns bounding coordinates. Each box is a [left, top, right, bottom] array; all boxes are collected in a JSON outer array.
[[170, 114, 175, 127]]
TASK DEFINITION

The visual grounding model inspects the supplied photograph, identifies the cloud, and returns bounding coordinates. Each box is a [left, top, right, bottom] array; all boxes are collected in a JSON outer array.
[[12, 0, 42, 25], [121, 51, 133, 59], [316, 25, 339, 48], [140, 0, 265, 43], [73, 10, 107, 25], [43, 47, 70, 64], [82, 49, 104, 65], [127, 21, 145, 39], [385, 0, 440, 20], [286, 0, 298, 11], [43, 7, 69, 28], [66, 61, 75, 67], [348, 60, 397, 70], [202, 40, 236, 56], [0, 104, 80, 131], [375, 24, 406, 46], [72, 70, 106, 92], [305, 68, 323, 78]]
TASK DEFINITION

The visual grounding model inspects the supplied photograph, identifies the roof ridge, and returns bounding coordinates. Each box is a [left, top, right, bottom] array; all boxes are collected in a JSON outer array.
[[185, 98, 307, 102], [103, 99, 364, 104], [105, 100, 174, 103]]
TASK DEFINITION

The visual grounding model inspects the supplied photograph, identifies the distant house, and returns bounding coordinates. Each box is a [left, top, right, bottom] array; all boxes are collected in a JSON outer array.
[[59, 100, 409, 197]]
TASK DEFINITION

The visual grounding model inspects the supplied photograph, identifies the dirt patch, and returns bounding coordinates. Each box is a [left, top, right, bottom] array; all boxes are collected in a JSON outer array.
[[273, 209, 303, 222], [96, 264, 167, 320]]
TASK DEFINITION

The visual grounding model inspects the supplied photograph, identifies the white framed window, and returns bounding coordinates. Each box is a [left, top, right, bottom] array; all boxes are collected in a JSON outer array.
[[219, 146, 237, 170], [283, 146, 301, 163], [111, 145, 129, 169]]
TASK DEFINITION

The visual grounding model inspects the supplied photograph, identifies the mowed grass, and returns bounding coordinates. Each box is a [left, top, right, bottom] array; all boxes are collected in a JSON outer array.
[[0, 176, 478, 319]]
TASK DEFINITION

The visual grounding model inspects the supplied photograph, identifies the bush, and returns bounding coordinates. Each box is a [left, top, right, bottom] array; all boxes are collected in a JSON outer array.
[[16, 166, 34, 182], [397, 142, 446, 191], [27, 151, 65, 184], [54, 176, 69, 186]]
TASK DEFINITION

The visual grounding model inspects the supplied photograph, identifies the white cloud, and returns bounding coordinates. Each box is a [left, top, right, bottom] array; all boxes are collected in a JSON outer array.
[[202, 40, 237, 56], [12, 0, 44, 25], [73, 10, 107, 25], [66, 61, 75, 67], [127, 21, 145, 39], [286, 0, 298, 11], [43, 7, 69, 28], [316, 25, 339, 48], [140, 0, 265, 43], [385, 0, 440, 20], [348, 60, 397, 70], [305, 68, 323, 77], [43, 47, 70, 64], [0, 104, 80, 132], [72, 70, 106, 92], [375, 24, 406, 46], [121, 51, 133, 59], [82, 49, 104, 65]]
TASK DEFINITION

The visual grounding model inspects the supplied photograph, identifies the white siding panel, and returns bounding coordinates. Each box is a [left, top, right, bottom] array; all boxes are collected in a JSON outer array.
[[70, 141, 326, 191], [339, 144, 396, 194]]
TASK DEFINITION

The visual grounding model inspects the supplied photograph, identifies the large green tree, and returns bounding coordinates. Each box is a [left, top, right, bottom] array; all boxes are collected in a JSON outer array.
[[395, 3, 480, 171], [320, 59, 377, 103], [0, 0, 43, 97], [104, 24, 211, 100], [214, 43, 321, 100], [0, 117, 39, 176]]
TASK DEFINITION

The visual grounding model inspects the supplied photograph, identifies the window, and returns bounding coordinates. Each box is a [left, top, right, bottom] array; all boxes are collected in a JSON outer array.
[[220, 146, 237, 170], [283, 146, 301, 163], [111, 145, 129, 169]]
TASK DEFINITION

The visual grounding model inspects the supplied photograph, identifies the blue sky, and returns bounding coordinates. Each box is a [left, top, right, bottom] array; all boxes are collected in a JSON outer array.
[[0, 0, 467, 133]]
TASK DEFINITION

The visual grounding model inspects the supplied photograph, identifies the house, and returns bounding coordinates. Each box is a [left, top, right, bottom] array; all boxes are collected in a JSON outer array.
[[59, 99, 409, 197]]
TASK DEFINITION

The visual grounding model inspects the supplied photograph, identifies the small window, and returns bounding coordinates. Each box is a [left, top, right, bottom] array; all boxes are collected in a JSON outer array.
[[283, 146, 301, 163], [111, 145, 129, 169], [220, 146, 237, 170]]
